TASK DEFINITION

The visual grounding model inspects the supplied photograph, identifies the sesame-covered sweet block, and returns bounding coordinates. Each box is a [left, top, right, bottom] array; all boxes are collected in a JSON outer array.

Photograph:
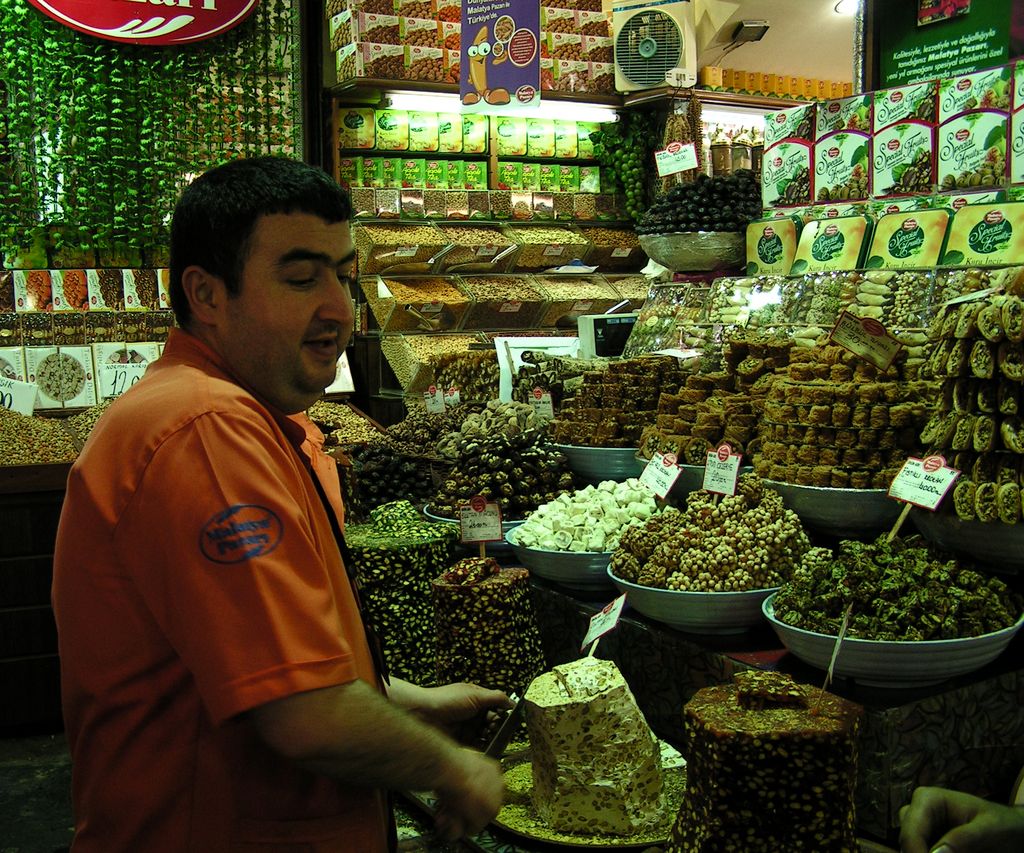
[[667, 671, 863, 853], [524, 657, 664, 835]]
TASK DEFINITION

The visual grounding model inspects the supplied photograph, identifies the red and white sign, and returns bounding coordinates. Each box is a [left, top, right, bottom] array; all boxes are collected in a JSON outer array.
[[888, 455, 960, 510], [639, 451, 682, 498], [580, 594, 627, 651], [28, 0, 258, 45], [703, 444, 742, 495], [458, 496, 504, 543]]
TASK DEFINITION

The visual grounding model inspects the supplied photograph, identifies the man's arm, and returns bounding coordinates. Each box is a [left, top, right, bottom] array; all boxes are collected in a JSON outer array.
[[899, 786, 1024, 853], [249, 679, 506, 840]]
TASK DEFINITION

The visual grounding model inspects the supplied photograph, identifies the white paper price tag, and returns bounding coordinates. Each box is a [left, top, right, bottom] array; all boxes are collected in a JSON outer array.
[[887, 455, 960, 510], [703, 444, 742, 496], [530, 386, 554, 420], [610, 248, 632, 258], [394, 246, 418, 258], [444, 386, 461, 408], [639, 452, 682, 498], [100, 361, 147, 399], [580, 594, 627, 651], [829, 310, 903, 371], [0, 376, 37, 415], [654, 141, 699, 177], [424, 385, 445, 414], [499, 301, 522, 313], [475, 245, 499, 257], [458, 495, 504, 543], [542, 245, 564, 257]]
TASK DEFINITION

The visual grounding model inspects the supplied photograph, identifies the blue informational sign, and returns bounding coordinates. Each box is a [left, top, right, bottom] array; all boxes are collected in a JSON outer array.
[[461, 0, 541, 112]]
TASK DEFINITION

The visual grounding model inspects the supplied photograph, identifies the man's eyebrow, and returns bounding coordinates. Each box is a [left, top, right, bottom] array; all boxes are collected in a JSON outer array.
[[278, 247, 357, 267]]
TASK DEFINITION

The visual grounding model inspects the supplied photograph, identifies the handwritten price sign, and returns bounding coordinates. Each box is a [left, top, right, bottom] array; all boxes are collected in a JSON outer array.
[[458, 495, 504, 543], [703, 444, 742, 495]]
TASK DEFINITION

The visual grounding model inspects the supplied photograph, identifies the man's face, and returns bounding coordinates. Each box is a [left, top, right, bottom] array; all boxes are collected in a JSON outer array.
[[218, 212, 356, 414]]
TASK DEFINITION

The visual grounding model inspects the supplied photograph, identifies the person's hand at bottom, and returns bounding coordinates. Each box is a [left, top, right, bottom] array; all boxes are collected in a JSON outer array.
[[899, 786, 1024, 853], [432, 746, 506, 841]]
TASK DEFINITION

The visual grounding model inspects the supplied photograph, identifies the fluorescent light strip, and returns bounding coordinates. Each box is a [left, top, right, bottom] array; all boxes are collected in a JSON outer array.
[[383, 90, 619, 123]]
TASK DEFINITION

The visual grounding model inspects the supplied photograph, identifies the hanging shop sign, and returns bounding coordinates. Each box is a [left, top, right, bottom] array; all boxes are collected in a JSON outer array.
[[27, 0, 259, 46], [461, 0, 541, 113]]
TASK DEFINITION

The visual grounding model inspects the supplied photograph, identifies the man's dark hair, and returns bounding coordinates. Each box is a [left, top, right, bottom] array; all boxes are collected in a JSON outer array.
[[169, 156, 353, 327]]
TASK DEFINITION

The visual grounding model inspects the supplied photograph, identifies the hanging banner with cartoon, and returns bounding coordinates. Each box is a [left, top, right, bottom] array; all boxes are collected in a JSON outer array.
[[461, 0, 541, 112]]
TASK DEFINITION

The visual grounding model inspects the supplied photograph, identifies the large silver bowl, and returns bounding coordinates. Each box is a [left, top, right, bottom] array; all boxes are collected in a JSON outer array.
[[911, 509, 1024, 574], [638, 231, 745, 272], [764, 594, 1024, 688], [762, 480, 901, 538], [608, 567, 777, 634], [505, 527, 614, 592], [554, 444, 644, 485]]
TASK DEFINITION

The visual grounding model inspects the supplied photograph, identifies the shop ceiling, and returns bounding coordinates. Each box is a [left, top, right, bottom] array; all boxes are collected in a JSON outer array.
[[694, 0, 857, 82]]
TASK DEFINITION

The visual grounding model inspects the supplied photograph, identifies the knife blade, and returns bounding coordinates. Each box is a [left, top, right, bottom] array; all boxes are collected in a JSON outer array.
[[484, 694, 524, 758]]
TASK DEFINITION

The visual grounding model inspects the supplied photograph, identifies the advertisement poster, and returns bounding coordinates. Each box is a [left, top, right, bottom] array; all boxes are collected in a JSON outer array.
[[461, 0, 541, 113], [877, 0, 1023, 87]]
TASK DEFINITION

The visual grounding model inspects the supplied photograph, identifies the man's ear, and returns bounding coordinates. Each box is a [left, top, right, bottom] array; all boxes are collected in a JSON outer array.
[[181, 266, 225, 326]]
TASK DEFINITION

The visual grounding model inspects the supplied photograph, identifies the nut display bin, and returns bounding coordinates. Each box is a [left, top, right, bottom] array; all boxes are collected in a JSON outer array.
[[603, 273, 653, 311], [532, 275, 624, 327], [354, 221, 451, 275], [578, 226, 647, 272], [362, 275, 473, 332], [379, 332, 479, 393], [501, 223, 592, 272], [458, 274, 548, 330], [432, 223, 520, 273]]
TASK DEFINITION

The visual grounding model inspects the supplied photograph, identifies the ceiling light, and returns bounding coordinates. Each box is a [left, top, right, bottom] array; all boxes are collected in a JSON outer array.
[[383, 90, 619, 123], [834, 0, 859, 14]]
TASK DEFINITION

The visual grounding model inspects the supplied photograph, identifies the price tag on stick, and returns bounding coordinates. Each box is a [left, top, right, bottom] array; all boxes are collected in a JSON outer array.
[[703, 444, 742, 495], [458, 495, 504, 554], [580, 594, 626, 655], [829, 310, 903, 371], [423, 384, 445, 414], [639, 452, 682, 499], [812, 602, 853, 716], [530, 386, 554, 420], [886, 455, 960, 541]]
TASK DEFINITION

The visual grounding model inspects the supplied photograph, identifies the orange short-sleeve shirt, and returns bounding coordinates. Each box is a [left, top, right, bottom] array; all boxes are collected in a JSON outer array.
[[52, 329, 389, 853]]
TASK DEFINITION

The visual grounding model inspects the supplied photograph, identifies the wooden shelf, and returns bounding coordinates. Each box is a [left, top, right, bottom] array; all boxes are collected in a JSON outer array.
[[0, 463, 71, 495], [622, 86, 812, 110]]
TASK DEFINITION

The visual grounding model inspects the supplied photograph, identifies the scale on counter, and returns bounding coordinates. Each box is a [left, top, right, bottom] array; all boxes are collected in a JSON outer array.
[[577, 313, 638, 358]]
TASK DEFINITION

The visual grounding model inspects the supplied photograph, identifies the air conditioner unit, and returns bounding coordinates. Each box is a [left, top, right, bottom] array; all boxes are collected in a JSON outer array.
[[612, 0, 697, 93]]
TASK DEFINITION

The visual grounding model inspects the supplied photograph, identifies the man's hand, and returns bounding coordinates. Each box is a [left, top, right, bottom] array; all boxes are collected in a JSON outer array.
[[432, 746, 506, 841], [389, 678, 513, 741], [899, 786, 1024, 853]]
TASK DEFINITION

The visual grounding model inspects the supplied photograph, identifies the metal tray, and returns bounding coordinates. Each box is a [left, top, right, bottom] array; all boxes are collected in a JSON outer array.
[[762, 479, 901, 538], [554, 444, 644, 485], [911, 508, 1024, 574]]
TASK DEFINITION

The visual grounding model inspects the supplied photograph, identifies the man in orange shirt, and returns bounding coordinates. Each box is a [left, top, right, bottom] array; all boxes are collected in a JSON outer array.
[[52, 156, 510, 852]]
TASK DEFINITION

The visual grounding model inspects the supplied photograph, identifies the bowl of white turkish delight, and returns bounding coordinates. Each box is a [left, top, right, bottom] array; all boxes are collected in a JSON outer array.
[[506, 479, 659, 592]]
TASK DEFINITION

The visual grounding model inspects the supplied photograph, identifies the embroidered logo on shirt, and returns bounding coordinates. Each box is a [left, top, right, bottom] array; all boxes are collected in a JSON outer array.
[[199, 504, 283, 563]]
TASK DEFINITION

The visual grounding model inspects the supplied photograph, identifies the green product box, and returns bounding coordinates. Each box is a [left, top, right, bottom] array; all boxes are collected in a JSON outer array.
[[438, 113, 463, 153], [526, 118, 556, 158], [539, 163, 560, 192], [497, 161, 523, 190], [577, 122, 598, 158], [462, 114, 489, 154], [444, 160, 465, 189], [424, 160, 447, 189], [558, 164, 580, 192], [462, 161, 488, 190], [496, 117, 528, 156], [408, 111, 439, 153], [337, 107, 376, 149], [364, 157, 385, 188], [380, 158, 402, 188], [336, 157, 363, 189], [375, 110, 410, 151], [554, 120, 579, 158], [521, 162, 541, 191], [579, 165, 600, 193], [399, 158, 425, 188]]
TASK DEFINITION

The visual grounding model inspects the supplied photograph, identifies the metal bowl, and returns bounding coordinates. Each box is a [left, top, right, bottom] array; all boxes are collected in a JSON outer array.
[[554, 444, 644, 485], [638, 231, 745, 272], [505, 527, 614, 592], [608, 567, 777, 634], [762, 480, 901, 538], [911, 509, 1024, 574], [764, 593, 1024, 688]]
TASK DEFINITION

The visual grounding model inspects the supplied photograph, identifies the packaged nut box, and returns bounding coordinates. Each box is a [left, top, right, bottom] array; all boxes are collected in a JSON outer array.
[[407, 111, 439, 152], [458, 274, 548, 329], [814, 130, 871, 202], [938, 64, 1012, 123], [437, 112, 462, 152], [337, 106, 376, 149], [404, 45, 444, 84], [374, 108, 410, 150], [1011, 107, 1024, 185], [496, 117, 528, 156], [762, 140, 813, 209], [354, 221, 450, 274], [874, 80, 938, 130], [815, 93, 872, 139], [360, 43, 405, 82], [763, 102, 815, 147], [13, 270, 52, 312], [873, 121, 936, 198], [26, 345, 97, 410], [938, 110, 1008, 192], [433, 223, 519, 273], [864, 209, 951, 271], [362, 275, 473, 332], [526, 118, 555, 158]]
